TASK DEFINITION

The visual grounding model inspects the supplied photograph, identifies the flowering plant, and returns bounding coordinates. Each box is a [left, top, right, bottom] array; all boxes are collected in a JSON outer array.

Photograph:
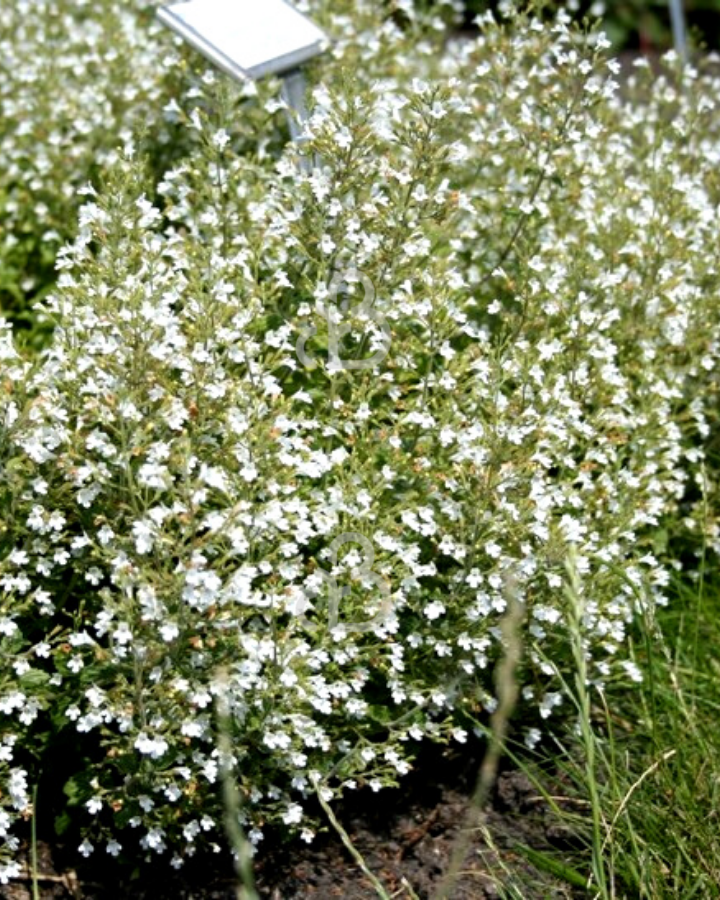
[[1, 0, 719, 880]]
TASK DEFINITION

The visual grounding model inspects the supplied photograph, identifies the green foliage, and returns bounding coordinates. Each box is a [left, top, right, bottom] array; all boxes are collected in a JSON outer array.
[[518, 565, 720, 897], [0, 0, 193, 345], [459, 1, 720, 50]]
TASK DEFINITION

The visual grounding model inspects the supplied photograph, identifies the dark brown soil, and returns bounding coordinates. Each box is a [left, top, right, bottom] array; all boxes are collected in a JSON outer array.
[[1, 746, 587, 899]]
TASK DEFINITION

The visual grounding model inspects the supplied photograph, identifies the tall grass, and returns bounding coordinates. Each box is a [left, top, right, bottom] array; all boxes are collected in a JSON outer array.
[[516, 549, 720, 898]]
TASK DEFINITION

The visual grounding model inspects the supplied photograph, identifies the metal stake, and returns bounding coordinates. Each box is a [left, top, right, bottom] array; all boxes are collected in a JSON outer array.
[[280, 68, 313, 172], [668, 0, 689, 64]]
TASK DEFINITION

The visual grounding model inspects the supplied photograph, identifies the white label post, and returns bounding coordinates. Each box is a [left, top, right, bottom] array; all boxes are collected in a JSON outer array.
[[158, 0, 329, 164]]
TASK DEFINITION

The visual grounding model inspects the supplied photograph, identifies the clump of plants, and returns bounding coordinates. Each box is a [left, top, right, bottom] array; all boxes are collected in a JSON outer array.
[[1, 0, 719, 882], [0, 0, 182, 344]]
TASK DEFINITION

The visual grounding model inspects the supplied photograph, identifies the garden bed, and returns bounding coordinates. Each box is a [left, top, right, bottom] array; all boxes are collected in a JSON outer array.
[[1, 745, 580, 899]]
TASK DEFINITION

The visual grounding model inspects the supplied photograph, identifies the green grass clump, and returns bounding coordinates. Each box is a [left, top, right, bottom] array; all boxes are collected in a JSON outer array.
[[516, 556, 720, 898]]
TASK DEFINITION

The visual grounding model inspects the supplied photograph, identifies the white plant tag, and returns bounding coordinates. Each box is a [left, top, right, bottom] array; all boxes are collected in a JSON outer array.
[[158, 0, 328, 80]]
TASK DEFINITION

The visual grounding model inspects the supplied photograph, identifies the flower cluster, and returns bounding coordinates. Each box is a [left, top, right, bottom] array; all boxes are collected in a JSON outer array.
[[0, 0, 190, 344], [1, 0, 720, 880]]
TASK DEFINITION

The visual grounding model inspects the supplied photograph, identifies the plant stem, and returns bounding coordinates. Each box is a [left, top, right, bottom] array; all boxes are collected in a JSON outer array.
[[31, 782, 39, 900], [315, 781, 393, 900], [435, 571, 524, 900], [215, 669, 259, 900], [565, 550, 610, 899]]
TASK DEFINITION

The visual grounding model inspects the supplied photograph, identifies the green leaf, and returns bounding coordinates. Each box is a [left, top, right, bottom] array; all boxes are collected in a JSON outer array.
[[62, 773, 92, 807], [653, 529, 669, 556], [368, 704, 393, 725], [54, 810, 72, 837], [514, 843, 589, 889], [19, 669, 51, 691], [114, 805, 136, 829]]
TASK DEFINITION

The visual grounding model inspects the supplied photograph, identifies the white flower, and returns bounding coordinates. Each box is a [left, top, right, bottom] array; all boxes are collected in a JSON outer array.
[[423, 601, 446, 621], [622, 661, 643, 684], [159, 622, 179, 642], [112, 623, 133, 646], [134, 733, 169, 759], [0, 619, 18, 637], [282, 803, 303, 825], [320, 234, 336, 255], [181, 720, 205, 739], [199, 464, 229, 493], [138, 462, 171, 490], [212, 128, 230, 150], [559, 516, 586, 544], [141, 828, 167, 852], [539, 692, 563, 720], [132, 519, 157, 554], [86, 797, 102, 815]]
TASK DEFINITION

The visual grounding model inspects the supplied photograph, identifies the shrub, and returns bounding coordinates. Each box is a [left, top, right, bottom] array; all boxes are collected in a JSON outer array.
[[0, 0, 192, 347], [1, 0, 720, 880]]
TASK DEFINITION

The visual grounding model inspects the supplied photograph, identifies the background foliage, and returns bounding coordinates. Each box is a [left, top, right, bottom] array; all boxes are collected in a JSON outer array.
[[458, 0, 720, 49]]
